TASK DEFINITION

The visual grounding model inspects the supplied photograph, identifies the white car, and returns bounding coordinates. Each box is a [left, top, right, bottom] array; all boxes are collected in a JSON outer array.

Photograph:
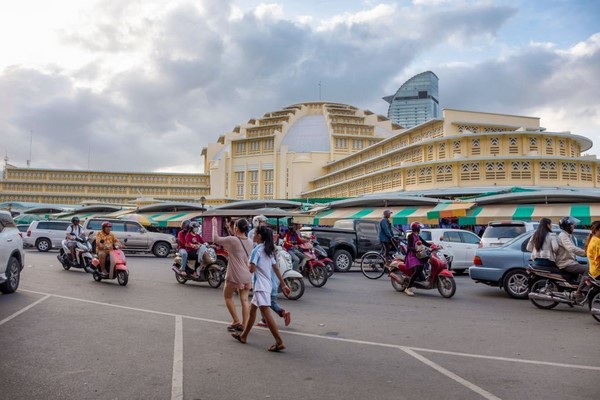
[[0, 210, 25, 294], [420, 228, 481, 274], [480, 220, 558, 247], [24, 220, 71, 252]]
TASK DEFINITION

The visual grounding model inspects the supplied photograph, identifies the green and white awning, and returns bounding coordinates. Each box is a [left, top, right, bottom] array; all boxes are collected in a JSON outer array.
[[312, 206, 437, 226], [458, 203, 600, 225]]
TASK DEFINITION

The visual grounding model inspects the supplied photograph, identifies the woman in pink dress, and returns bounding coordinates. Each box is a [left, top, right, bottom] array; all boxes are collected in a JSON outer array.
[[212, 217, 254, 332]]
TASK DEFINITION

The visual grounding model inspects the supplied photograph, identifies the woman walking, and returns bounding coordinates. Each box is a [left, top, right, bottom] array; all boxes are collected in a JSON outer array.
[[212, 217, 254, 333], [526, 218, 558, 267], [232, 225, 290, 352]]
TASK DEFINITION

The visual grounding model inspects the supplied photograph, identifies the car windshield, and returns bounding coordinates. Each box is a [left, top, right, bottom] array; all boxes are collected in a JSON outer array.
[[482, 225, 526, 240]]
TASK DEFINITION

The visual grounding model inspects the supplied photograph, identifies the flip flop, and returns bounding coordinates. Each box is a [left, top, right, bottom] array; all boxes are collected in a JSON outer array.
[[268, 344, 285, 352], [231, 333, 246, 344], [227, 323, 243, 332]]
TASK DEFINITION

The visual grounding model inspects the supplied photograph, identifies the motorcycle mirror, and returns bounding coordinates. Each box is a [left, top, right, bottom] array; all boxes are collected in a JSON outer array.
[[124, 238, 128, 243]]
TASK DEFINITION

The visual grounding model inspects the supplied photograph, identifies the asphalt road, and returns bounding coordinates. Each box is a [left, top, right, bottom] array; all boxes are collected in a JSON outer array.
[[1, 249, 598, 400]]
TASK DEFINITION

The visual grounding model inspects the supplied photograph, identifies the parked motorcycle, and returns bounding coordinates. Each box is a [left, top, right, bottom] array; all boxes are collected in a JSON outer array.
[[388, 243, 456, 298], [528, 265, 600, 320], [275, 246, 305, 300], [172, 246, 224, 288], [57, 234, 95, 273], [90, 241, 129, 286], [297, 242, 329, 287]]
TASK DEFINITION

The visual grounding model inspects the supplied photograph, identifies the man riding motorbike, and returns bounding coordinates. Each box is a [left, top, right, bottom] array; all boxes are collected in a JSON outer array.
[[65, 217, 85, 265], [283, 220, 310, 271], [556, 216, 588, 299], [96, 221, 121, 278], [173, 220, 191, 275]]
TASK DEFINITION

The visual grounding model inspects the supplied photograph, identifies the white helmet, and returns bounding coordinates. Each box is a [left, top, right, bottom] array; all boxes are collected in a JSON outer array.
[[252, 215, 267, 227]]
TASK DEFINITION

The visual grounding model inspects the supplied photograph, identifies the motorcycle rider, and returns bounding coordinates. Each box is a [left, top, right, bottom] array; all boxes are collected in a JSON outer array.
[[526, 218, 558, 267], [96, 221, 120, 278], [249, 215, 268, 243], [65, 216, 85, 265], [283, 220, 310, 271], [555, 216, 588, 299], [378, 209, 394, 266], [404, 221, 432, 297], [585, 221, 600, 280], [173, 220, 191, 275], [185, 221, 206, 278]]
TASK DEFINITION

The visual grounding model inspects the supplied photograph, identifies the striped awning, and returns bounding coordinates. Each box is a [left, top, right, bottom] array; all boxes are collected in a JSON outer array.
[[147, 211, 204, 228], [458, 203, 600, 225], [427, 202, 475, 220], [312, 206, 436, 226]]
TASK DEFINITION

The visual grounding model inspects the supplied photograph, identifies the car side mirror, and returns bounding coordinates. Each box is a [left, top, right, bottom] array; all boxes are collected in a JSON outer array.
[[140, 228, 146, 233]]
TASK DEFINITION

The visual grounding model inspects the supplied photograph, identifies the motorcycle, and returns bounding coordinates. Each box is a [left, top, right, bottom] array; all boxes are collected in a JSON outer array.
[[172, 246, 224, 288], [90, 241, 129, 286], [388, 243, 456, 298], [275, 246, 305, 300], [527, 264, 600, 319], [311, 237, 334, 278], [297, 242, 329, 288], [57, 234, 95, 273]]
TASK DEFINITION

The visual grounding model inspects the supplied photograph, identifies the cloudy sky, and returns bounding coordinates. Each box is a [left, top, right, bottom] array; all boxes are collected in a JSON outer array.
[[1, 0, 599, 173]]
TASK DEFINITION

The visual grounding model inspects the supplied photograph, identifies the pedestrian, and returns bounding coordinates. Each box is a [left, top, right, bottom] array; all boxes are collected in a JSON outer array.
[[585, 220, 600, 280], [212, 217, 254, 333], [232, 225, 291, 352]]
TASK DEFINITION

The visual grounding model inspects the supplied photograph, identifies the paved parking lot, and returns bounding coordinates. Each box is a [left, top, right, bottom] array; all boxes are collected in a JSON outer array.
[[1, 249, 598, 400]]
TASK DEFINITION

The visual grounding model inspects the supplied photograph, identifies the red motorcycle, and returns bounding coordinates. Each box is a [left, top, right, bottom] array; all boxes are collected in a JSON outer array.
[[388, 243, 456, 298], [297, 242, 329, 288]]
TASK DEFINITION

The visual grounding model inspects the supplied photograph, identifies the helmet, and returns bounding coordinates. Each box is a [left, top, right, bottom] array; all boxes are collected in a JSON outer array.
[[410, 222, 423, 232], [252, 215, 267, 227], [101, 221, 112, 229], [559, 216, 579, 231], [71, 216, 80, 223], [191, 222, 200, 229], [181, 219, 191, 230]]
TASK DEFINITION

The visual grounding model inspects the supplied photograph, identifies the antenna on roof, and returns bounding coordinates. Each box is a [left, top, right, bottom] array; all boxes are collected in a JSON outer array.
[[318, 81, 322, 101], [26, 131, 32, 167]]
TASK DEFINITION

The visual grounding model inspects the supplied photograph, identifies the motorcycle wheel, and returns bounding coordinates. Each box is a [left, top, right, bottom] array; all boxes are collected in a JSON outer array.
[[360, 252, 386, 280], [93, 273, 102, 282], [207, 265, 223, 288], [175, 272, 188, 284], [529, 279, 560, 309], [391, 273, 407, 292], [117, 271, 128, 286], [307, 265, 328, 288], [284, 278, 305, 300], [589, 290, 600, 323], [437, 276, 456, 298], [325, 262, 334, 278]]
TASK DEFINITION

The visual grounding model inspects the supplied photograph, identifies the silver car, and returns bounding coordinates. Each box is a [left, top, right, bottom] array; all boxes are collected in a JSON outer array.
[[0, 210, 25, 294], [23, 220, 71, 252]]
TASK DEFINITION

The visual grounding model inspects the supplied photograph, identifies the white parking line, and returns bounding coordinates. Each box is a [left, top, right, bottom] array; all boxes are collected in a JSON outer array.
[[171, 315, 184, 400], [401, 348, 502, 400], [0, 294, 50, 326], [20, 288, 600, 374]]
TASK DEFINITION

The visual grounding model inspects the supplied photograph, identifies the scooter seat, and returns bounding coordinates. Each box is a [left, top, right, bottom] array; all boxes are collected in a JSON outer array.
[[530, 265, 579, 282]]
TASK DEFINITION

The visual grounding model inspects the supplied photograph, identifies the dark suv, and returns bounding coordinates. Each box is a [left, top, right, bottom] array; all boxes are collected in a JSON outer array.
[[82, 218, 177, 257]]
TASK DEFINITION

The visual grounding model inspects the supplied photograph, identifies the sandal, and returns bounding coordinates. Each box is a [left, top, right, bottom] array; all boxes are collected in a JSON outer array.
[[227, 323, 243, 332], [231, 333, 246, 344], [268, 344, 285, 352]]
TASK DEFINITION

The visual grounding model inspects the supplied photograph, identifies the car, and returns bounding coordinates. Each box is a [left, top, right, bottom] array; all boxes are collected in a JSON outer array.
[[480, 220, 559, 247], [23, 220, 71, 252], [0, 210, 25, 294], [469, 229, 589, 299], [420, 228, 481, 274], [82, 218, 177, 258]]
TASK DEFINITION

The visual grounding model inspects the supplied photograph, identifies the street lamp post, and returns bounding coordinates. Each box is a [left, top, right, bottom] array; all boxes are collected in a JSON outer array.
[[200, 196, 206, 216]]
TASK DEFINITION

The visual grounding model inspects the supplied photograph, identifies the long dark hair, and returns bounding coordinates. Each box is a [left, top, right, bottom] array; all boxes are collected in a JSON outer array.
[[256, 226, 275, 257], [235, 218, 250, 235], [531, 218, 552, 251], [586, 220, 600, 252]]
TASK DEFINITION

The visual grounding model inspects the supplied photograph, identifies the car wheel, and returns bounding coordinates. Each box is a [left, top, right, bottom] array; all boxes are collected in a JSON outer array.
[[152, 242, 171, 258], [36, 238, 51, 252], [503, 269, 529, 299], [0, 256, 21, 294], [333, 249, 353, 272]]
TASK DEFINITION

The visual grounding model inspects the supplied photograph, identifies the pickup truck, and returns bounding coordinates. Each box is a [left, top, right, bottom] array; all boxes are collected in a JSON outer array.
[[300, 219, 385, 272]]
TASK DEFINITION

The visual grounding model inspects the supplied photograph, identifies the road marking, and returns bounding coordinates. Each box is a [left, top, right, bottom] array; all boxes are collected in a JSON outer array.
[[171, 315, 184, 400], [20, 288, 600, 372], [401, 347, 502, 400], [0, 294, 50, 326]]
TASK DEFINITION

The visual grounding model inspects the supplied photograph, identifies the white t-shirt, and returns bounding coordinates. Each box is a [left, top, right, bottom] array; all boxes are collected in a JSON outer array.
[[249, 243, 275, 293], [66, 224, 84, 239]]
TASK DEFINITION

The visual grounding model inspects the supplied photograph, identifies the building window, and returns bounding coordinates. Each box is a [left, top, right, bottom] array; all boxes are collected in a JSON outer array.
[[509, 137, 519, 155], [436, 164, 453, 182], [539, 161, 557, 180], [457, 125, 478, 134], [250, 183, 258, 196], [235, 172, 245, 182], [485, 162, 505, 180], [405, 168, 417, 185], [529, 137, 538, 152], [581, 163, 592, 182], [352, 139, 364, 150], [426, 145, 433, 161], [559, 139, 566, 156], [335, 138, 348, 149], [471, 139, 480, 156], [418, 166, 433, 184], [438, 142, 446, 159], [263, 138, 274, 151], [460, 163, 480, 181], [453, 140, 461, 155], [235, 142, 246, 155], [263, 169, 273, 181], [264, 182, 273, 195], [561, 162, 577, 180], [490, 137, 500, 155], [511, 161, 532, 180], [249, 171, 258, 182], [249, 141, 260, 154], [545, 137, 554, 155]]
